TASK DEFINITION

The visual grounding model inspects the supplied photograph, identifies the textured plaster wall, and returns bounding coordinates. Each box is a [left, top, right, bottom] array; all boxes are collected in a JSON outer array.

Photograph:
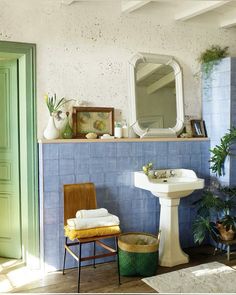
[[1, 0, 236, 137]]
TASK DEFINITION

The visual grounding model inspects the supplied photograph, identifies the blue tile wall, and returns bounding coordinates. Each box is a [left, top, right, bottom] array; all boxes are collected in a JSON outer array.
[[40, 140, 210, 271], [202, 57, 236, 186]]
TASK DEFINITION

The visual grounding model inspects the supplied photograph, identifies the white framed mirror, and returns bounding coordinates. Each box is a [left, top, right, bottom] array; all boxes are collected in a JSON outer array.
[[129, 52, 184, 138]]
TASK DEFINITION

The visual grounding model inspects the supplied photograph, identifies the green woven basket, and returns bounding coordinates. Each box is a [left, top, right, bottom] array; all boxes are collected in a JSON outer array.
[[118, 232, 159, 277]]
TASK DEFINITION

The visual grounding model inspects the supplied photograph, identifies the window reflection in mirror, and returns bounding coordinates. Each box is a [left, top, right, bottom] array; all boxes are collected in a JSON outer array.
[[135, 62, 177, 129]]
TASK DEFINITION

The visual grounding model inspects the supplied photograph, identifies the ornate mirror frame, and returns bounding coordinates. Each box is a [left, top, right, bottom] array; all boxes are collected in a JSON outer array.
[[129, 52, 184, 138]]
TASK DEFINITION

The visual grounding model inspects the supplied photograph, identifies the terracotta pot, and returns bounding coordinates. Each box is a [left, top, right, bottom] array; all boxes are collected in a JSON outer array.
[[216, 222, 235, 241]]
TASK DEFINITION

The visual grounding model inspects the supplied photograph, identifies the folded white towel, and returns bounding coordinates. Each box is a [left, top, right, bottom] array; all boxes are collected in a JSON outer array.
[[67, 214, 120, 230], [75, 208, 109, 219]]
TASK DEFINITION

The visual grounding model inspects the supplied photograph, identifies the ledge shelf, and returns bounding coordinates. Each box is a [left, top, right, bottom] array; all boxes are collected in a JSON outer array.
[[38, 137, 209, 144]]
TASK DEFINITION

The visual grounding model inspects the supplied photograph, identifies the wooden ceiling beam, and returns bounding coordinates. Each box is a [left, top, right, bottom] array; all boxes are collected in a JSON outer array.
[[61, 0, 76, 5], [175, 1, 230, 21], [220, 17, 236, 29], [137, 63, 163, 83], [147, 72, 175, 95], [121, 0, 152, 14]]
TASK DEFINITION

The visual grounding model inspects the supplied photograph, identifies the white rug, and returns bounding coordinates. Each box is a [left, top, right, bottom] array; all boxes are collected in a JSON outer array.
[[142, 262, 236, 293]]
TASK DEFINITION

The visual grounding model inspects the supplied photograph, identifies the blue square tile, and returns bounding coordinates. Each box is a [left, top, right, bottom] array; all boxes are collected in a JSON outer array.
[[43, 159, 59, 176], [44, 192, 60, 209], [75, 175, 90, 183], [142, 142, 156, 157], [43, 144, 59, 160], [155, 142, 168, 155], [178, 142, 191, 155], [60, 175, 75, 186], [116, 157, 132, 171], [90, 143, 106, 157], [190, 142, 201, 155], [131, 143, 143, 157], [201, 141, 210, 155], [74, 143, 90, 159], [59, 159, 75, 175], [59, 143, 74, 159], [90, 142, 116, 158], [168, 142, 181, 155], [89, 173, 105, 185], [167, 155, 181, 168], [44, 208, 59, 225], [89, 157, 106, 172], [104, 158, 117, 172], [44, 175, 59, 192], [44, 224, 59, 241], [156, 156, 167, 169], [180, 155, 191, 169], [104, 172, 121, 186], [117, 143, 132, 157], [75, 159, 89, 174]]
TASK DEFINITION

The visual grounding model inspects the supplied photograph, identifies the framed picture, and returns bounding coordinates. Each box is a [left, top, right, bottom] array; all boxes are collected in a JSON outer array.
[[72, 107, 114, 138], [191, 120, 207, 137]]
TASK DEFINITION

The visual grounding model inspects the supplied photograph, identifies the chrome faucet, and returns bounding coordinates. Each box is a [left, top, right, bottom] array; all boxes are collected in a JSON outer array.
[[169, 170, 175, 177], [154, 170, 167, 179]]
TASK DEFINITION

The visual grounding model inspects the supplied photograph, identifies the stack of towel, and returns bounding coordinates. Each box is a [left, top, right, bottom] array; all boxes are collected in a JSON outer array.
[[67, 208, 120, 230]]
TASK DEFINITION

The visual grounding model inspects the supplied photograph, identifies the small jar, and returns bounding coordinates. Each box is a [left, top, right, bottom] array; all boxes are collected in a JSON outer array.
[[114, 121, 122, 138]]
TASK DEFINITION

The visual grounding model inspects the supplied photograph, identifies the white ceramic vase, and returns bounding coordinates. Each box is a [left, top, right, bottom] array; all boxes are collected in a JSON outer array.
[[43, 116, 60, 140]]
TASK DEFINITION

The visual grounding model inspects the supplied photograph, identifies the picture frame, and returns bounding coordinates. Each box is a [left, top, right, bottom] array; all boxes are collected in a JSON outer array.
[[72, 107, 114, 138], [190, 120, 207, 138]]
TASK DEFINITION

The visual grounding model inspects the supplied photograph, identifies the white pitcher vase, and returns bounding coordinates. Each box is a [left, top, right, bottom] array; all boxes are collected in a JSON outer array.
[[43, 116, 60, 140]]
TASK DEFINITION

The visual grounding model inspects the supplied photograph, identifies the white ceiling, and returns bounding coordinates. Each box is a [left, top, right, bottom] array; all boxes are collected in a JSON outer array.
[[61, 0, 236, 29]]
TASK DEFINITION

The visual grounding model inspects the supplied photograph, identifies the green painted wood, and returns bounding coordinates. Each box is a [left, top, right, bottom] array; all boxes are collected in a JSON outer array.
[[0, 41, 38, 268], [0, 60, 22, 258]]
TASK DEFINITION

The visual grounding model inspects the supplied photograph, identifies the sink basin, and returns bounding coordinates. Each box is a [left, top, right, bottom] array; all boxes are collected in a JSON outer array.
[[134, 169, 204, 267], [134, 169, 204, 198]]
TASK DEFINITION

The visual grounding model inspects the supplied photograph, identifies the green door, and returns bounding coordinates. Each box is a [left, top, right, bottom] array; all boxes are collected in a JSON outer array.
[[0, 60, 21, 259]]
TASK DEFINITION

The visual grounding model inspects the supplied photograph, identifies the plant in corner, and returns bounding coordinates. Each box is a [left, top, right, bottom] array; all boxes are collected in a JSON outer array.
[[192, 186, 236, 245], [209, 127, 236, 177], [198, 45, 229, 78]]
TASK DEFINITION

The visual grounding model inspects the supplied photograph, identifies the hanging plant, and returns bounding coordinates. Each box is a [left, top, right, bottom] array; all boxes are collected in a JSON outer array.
[[198, 45, 229, 78], [210, 127, 236, 176]]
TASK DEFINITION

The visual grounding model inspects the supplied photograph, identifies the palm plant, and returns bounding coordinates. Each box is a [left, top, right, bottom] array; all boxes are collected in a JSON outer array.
[[192, 187, 236, 244]]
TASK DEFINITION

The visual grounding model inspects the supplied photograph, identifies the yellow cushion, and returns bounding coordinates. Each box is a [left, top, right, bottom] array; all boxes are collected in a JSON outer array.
[[64, 225, 121, 240]]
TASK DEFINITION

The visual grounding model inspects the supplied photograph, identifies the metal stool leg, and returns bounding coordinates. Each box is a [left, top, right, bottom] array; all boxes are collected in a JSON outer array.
[[227, 245, 230, 261], [62, 237, 68, 275], [78, 243, 82, 293], [93, 241, 96, 268], [115, 237, 121, 285]]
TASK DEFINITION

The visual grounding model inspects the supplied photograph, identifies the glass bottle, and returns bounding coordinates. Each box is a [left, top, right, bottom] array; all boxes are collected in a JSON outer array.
[[62, 112, 73, 139]]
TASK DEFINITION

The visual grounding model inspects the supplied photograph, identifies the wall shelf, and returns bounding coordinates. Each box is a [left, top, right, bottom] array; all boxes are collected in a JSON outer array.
[[38, 137, 209, 144]]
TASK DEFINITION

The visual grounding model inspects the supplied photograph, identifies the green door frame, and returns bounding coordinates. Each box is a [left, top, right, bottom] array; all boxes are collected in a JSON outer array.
[[0, 41, 39, 268]]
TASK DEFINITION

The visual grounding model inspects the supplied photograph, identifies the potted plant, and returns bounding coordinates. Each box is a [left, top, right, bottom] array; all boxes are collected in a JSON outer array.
[[198, 45, 229, 78], [44, 94, 73, 140], [192, 185, 236, 244]]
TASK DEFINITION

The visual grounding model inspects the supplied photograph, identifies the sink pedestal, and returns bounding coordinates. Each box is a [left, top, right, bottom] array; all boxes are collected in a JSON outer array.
[[134, 169, 204, 268], [158, 197, 189, 267]]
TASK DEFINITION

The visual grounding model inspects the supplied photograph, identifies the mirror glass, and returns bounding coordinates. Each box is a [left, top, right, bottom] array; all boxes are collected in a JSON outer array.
[[129, 53, 184, 138], [136, 63, 176, 129]]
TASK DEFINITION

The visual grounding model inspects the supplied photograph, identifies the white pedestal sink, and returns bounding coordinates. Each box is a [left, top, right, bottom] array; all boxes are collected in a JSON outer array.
[[134, 169, 204, 267]]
